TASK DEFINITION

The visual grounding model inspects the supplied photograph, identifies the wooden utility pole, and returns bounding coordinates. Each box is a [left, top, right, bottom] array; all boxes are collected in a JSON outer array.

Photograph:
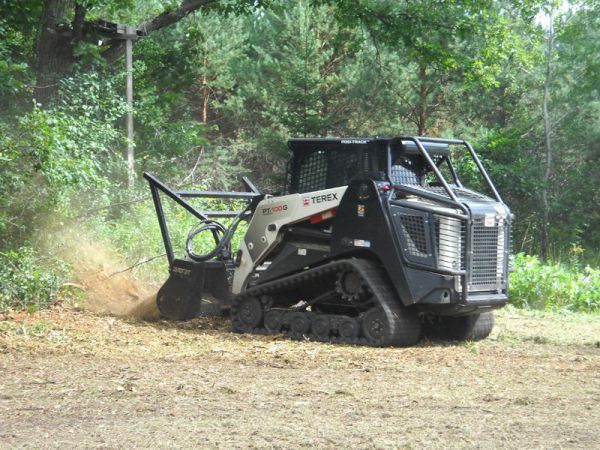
[[80, 22, 144, 188], [104, 24, 143, 188]]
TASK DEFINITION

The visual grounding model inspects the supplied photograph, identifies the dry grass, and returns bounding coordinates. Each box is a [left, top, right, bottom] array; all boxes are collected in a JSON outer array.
[[0, 304, 599, 448]]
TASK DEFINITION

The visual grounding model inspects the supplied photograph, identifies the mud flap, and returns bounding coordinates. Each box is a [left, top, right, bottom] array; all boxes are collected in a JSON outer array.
[[157, 259, 231, 320]]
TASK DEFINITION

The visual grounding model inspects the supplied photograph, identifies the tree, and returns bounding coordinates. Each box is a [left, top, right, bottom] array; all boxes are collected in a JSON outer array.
[[234, 1, 365, 137], [325, 0, 539, 135], [32, 0, 225, 104]]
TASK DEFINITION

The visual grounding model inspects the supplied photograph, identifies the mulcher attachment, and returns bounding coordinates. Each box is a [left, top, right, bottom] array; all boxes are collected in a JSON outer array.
[[230, 259, 422, 347], [157, 259, 231, 320], [144, 172, 260, 321]]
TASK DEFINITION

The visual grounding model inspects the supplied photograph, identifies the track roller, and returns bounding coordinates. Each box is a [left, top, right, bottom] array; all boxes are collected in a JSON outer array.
[[311, 315, 331, 337], [290, 312, 311, 335], [361, 308, 387, 342], [338, 317, 360, 339], [362, 306, 421, 347], [231, 296, 263, 332], [264, 309, 283, 333]]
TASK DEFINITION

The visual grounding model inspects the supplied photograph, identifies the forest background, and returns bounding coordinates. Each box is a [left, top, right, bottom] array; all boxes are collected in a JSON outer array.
[[0, 0, 598, 313]]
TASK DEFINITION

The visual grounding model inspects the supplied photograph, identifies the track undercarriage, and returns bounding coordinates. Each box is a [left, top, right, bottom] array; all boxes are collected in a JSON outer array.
[[232, 259, 422, 347]]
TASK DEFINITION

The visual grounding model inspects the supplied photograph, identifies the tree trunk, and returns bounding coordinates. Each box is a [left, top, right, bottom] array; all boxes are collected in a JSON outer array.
[[417, 63, 428, 135], [541, 15, 554, 259], [34, 0, 78, 104], [201, 54, 209, 124]]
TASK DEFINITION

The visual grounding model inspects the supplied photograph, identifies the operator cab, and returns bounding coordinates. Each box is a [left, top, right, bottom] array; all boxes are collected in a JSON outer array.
[[389, 141, 450, 188], [287, 137, 455, 193], [288, 137, 501, 206]]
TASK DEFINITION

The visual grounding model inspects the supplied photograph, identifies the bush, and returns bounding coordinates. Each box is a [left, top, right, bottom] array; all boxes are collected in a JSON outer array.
[[0, 247, 71, 312], [509, 253, 600, 312]]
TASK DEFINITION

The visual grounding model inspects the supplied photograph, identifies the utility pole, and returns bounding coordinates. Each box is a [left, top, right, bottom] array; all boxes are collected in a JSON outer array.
[[80, 21, 146, 187], [103, 23, 145, 188], [541, 12, 554, 259]]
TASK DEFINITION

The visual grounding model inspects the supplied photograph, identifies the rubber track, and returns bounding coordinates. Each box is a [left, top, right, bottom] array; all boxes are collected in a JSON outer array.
[[231, 259, 419, 347]]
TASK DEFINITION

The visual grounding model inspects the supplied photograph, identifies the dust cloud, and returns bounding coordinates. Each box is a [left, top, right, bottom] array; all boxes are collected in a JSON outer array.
[[51, 232, 163, 321]]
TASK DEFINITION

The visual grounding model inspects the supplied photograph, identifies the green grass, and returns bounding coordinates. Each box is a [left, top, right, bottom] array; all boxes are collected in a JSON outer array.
[[494, 306, 600, 348]]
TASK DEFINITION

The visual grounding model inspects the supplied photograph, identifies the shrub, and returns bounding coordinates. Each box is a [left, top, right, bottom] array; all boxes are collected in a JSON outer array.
[[509, 253, 600, 313], [0, 247, 71, 312]]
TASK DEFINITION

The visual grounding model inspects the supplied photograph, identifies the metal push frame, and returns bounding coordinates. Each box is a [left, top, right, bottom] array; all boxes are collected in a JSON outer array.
[[386, 136, 510, 303], [143, 172, 260, 266]]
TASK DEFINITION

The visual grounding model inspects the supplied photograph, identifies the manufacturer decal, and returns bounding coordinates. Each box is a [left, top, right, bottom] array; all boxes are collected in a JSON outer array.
[[340, 139, 368, 144], [357, 204, 365, 217], [484, 213, 495, 227], [303, 193, 339, 205], [353, 239, 371, 248], [262, 204, 288, 215], [310, 193, 338, 204], [172, 267, 191, 276]]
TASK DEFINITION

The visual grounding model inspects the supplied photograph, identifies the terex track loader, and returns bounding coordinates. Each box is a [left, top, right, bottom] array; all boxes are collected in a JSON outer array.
[[145, 136, 512, 346]]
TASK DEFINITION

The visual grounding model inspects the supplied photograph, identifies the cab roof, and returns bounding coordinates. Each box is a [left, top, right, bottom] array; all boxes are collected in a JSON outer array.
[[288, 137, 450, 157]]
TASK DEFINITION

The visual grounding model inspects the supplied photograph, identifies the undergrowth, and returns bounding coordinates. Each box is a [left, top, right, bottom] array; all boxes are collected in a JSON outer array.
[[509, 253, 600, 313], [0, 248, 71, 313]]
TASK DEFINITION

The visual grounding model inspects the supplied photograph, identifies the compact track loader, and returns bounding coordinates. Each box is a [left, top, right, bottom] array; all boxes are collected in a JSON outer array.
[[145, 136, 512, 346]]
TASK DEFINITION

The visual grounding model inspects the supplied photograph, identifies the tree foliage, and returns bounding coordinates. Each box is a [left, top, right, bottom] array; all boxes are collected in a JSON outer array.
[[0, 0, 598, 277]]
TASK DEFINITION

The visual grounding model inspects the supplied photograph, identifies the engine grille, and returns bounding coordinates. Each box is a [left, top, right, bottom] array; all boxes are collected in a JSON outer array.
[[394, 205, 509, 297], [435, 215, 465, 272], [469, 217, 506, 292], [395, 208, 465, 271]]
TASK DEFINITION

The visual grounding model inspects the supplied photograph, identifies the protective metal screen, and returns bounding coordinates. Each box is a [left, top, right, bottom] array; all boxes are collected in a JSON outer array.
[[290, 143, 381, 193]]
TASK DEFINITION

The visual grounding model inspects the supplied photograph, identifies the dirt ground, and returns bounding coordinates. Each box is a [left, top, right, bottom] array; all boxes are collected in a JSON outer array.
[[1, 303, 599, 449]]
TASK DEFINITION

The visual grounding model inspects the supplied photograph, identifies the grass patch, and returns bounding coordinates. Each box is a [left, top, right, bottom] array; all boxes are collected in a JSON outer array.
[[494, 307, 600, 347]]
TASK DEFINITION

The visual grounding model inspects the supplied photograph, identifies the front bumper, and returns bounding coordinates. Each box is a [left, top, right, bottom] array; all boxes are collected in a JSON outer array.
[[418, 292, 508, 316]]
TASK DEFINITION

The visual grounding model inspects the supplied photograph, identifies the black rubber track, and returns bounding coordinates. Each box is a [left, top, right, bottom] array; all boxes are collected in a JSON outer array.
[[230, 259, 421, 347], [425, 312, 495, 341]]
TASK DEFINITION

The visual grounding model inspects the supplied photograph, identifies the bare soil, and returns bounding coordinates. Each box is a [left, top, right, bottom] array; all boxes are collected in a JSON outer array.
[[1, 304, 599, 449]]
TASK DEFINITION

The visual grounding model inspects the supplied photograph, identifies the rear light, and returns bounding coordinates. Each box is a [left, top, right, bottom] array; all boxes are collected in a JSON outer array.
[[376, 182, 391, 194]]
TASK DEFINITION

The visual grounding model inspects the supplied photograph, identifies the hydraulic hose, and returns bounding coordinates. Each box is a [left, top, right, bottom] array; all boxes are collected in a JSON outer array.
[[185, 208, 249, 262]]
